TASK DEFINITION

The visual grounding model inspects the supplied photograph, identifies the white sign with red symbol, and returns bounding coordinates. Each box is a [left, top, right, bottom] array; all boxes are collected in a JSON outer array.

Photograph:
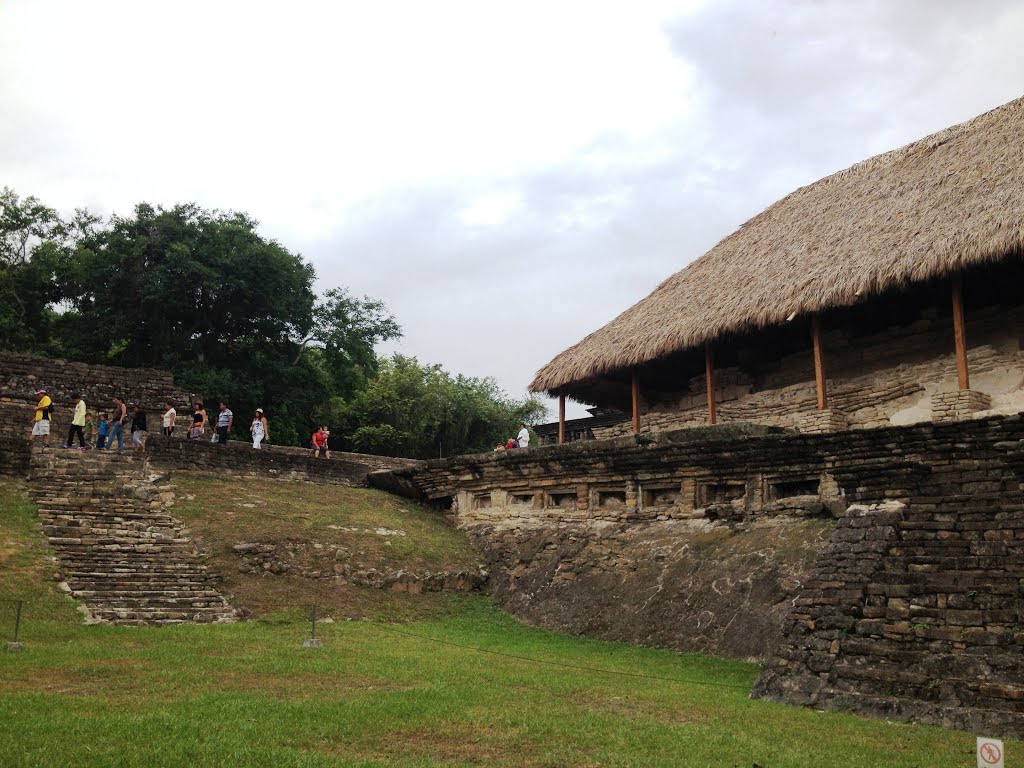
[[978, 737, 1004, 768]]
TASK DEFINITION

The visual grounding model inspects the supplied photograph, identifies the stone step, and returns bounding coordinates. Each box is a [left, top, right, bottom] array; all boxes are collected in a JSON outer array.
[[27, 448, 236, 626], [71, 592, 229, 605]]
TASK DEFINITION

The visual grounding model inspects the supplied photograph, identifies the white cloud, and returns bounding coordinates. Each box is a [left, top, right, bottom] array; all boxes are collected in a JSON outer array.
[[2, 0, 1022, 421]]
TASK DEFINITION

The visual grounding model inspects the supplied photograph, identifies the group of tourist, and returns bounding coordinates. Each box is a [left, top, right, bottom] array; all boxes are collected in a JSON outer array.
[[26, 390, 301, 456], [29, 388, 527, 458], [27, 389, 339, 458], [494, 421, 531, 451]]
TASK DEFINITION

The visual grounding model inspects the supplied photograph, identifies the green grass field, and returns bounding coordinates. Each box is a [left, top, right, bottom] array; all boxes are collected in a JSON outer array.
[[0, 478, 998, 767]]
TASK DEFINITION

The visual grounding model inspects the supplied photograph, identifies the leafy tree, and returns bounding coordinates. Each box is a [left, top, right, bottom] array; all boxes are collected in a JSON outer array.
[[1, 191, 541, 457], [0, 188, 67, 350], [297, 287, 403, 399], [43, 200, 400, 445], [338, 354, 547, 458], [54, 202, 317, 370]]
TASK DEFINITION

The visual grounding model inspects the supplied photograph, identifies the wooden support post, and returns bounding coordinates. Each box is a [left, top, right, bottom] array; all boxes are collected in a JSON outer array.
[[811, 315, 828, 411], [558, 393, 566, 445], [704, 342, 717, 425], [952, 275, 970, 390], [631, 369, 640, 434]]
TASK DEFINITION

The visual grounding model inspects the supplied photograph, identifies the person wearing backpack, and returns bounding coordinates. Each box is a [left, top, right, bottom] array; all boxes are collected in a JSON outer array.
[[29, 388, 52, 448]]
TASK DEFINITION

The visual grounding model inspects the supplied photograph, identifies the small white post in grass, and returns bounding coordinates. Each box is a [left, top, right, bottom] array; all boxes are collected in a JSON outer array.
[[303, 604, 323, 648], [977, 736, 1004, 768]]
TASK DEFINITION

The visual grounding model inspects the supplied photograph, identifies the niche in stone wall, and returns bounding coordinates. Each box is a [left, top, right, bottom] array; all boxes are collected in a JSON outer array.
[[593, 488, 627, 509], [697, 481, 745, 506], [545, 490, 577, 510], [472, 493, 493, 510], [509, 492, 538, 507], [768, 477, 819, 500], [642, 484, 682, 508]]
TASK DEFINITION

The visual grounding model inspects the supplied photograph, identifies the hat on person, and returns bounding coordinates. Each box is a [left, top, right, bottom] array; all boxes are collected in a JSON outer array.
[[256, 408, 264, 413], [34, 388, 47, 394]]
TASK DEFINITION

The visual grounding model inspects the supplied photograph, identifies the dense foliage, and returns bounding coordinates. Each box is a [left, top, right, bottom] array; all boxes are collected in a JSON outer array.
[[0, 188, 544, 455]]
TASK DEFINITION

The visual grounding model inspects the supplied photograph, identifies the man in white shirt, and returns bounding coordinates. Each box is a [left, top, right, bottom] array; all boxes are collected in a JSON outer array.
[[517, 422, 530, 448]]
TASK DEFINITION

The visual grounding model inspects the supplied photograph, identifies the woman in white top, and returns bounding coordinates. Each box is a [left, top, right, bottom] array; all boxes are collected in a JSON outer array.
[[517, 422, 530, 448], [250, 408, 269, 449], [162, 402, 176, 438]]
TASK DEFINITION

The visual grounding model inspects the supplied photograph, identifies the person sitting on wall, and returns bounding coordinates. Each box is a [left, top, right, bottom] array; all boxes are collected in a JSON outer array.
[[29, 388, 52, 448], [312, 426, 331, 459], [504, 438, 517, 450]]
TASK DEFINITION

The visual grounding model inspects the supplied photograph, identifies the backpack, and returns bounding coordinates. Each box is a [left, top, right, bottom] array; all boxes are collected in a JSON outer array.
[[47, 402, 55, 415]]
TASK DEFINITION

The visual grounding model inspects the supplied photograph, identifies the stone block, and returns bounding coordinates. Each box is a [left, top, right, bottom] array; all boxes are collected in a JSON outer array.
[[930, 390, 992, 422]]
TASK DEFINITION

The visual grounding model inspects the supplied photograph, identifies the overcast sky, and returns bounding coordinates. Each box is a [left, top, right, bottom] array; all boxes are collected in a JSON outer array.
[[2, 0, 1022, 420]]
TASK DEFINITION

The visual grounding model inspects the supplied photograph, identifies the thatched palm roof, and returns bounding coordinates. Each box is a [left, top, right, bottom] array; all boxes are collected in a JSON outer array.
[[531, 96, 1024, 395]]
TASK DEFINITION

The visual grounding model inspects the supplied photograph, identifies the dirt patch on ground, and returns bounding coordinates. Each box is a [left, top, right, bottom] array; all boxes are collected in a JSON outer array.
[[3, 658, 153, 700], [567, 691, 709, 727], [366, 723, 542, 767]]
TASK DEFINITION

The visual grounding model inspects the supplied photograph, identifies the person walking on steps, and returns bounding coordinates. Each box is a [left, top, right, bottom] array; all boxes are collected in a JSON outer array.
[[96, 413, 109, 450], [64, 393, 87, 450], [29, 388, 52, 448], [131, 405, 148, 452], [108, 397, 127, 453]]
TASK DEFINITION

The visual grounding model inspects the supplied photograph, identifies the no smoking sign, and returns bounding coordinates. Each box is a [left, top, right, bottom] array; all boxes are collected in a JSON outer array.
[[978, 737, 1004, 768]]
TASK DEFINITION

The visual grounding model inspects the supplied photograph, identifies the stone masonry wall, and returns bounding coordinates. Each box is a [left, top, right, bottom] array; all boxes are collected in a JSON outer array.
[[374, 414, 1024, 736], [0, 435, 30, 477], [0, 354, 421, 486], [0, 352, 189, 439], [594, 302, 1024, 437], [147, 438, 422, 487]]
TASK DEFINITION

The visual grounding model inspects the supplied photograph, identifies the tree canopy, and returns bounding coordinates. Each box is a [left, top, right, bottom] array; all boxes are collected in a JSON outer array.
[[0, 189, 546, 455]]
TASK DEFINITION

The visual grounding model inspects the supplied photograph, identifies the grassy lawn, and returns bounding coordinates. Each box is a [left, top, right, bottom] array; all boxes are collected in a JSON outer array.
[[0, 477, 995, 767]]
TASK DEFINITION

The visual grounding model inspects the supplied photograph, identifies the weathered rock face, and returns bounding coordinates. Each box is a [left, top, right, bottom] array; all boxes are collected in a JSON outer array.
[[375, 414, 1024, 736], [470, 518, 830, 659], [230, 540, 484, 593]]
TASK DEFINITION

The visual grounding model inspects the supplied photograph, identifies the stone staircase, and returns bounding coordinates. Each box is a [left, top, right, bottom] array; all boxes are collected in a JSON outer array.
[[28, 448, 236, 626]]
